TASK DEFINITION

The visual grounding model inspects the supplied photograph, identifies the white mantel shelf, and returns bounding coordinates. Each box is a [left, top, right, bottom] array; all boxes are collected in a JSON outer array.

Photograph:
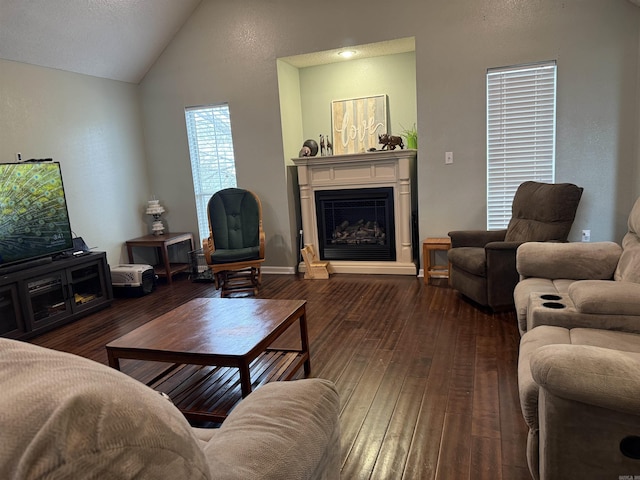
[[293, 149, 418, 275]]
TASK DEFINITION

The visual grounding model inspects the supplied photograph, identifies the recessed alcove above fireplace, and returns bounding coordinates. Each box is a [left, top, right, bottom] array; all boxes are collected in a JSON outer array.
[[293, 149, 417, 275]]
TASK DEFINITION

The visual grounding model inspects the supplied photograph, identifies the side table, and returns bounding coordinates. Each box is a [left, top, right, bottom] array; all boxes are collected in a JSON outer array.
[[423, 237, 451, 285], [126, 232, 194, 285]]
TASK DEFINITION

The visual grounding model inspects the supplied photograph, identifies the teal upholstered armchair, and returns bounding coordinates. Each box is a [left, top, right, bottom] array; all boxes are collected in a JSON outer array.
[[202, 188, 265, 297]]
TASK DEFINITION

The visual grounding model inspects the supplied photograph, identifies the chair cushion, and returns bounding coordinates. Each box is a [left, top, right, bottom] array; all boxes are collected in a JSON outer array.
[[0, 338, 210, 480], [212, 246, 261, 263], [447, 247, 486, 276], [615, 197, 640, 283], [208, 188, 260, 250], [505, 181, 583, 242]]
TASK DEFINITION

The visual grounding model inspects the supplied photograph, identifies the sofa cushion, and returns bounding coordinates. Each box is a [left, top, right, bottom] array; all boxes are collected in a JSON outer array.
[[518, 326, 572, 431], [615, 197, 640, 283], [569, 279, 640, 316], [531, 344, 640, 416], [516, 241, 621, 280], [505, 181, 583, 243], [0, 338, 210, 480], [201, 378, 340, 480], [520, 326, 640, 432]]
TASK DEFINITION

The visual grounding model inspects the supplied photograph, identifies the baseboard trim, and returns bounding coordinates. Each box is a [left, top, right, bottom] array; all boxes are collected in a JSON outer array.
[[261, 266, 424, 277], [262, 266, 296, 275]]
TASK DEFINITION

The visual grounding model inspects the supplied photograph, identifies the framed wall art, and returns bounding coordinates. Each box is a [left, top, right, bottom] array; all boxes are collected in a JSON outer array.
[[331, 94, 388, 155]]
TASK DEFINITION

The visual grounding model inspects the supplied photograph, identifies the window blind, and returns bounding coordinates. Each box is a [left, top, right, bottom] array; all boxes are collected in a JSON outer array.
[[486, 61, 557, 230], [185, 104, 237, 243]]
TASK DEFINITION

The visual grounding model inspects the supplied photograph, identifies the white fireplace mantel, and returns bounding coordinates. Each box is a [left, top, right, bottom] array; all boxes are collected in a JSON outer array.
[[293, 149, 417, 275]]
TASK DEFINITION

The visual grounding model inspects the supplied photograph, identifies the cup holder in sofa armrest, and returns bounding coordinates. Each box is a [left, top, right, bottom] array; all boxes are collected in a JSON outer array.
[[620, 436, 640, 459], [542, 302, 566, 309], [540, 294, 562, 301]]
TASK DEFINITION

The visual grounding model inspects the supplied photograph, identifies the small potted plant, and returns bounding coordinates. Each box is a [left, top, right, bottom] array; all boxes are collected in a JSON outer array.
[[400, 123, 418, 149]]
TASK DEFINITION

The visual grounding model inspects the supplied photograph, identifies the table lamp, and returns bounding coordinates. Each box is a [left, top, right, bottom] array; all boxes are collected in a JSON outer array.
[[145, 199, 165, 236]]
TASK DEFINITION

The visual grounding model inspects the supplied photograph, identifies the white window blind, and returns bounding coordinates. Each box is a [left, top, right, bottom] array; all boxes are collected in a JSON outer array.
[[185, 104, 237, 244], [486, 61, 557, 230]]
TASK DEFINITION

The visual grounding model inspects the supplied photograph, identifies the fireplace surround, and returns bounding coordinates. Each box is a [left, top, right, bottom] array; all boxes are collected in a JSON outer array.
[[293, 150, 417, 275]]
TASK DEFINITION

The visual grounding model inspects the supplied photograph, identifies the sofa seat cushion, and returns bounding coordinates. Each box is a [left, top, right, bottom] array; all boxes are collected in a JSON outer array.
[[569, 279, 640, 316], [0, 338, 210, 480], [447, 247, 486, 276], [201, 378, 340, 480]]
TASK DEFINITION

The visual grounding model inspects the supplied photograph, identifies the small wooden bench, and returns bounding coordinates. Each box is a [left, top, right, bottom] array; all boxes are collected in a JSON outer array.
[[301, 245, 330, 279]]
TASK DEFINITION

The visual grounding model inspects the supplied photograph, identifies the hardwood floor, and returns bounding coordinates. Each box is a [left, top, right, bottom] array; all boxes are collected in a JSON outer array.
[[29, 272, 530, 480]]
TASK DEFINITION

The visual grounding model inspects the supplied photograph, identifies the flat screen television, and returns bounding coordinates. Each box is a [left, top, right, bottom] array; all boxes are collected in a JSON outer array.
[[0, 161, 74, 269]]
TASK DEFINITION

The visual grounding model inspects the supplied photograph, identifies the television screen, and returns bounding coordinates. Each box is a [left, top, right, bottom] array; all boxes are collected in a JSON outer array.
[[0, 161, 74, 268]]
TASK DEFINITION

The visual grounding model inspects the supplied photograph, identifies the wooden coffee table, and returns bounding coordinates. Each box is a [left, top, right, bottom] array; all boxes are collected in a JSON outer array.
[[106, 297, 310, 422]]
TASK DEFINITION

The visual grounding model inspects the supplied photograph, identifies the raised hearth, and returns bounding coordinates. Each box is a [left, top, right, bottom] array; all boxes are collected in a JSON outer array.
[[293, 150, 417, 275]]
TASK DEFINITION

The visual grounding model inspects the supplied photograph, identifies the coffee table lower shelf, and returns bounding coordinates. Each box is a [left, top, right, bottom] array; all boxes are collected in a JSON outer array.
[[143, 350, 306, 423]]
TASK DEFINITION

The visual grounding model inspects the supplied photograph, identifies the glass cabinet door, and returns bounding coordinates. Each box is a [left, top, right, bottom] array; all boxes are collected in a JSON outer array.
[[69, 261, 106, 312], [0, 284, 24, 338], [25, 272, 69, 328]]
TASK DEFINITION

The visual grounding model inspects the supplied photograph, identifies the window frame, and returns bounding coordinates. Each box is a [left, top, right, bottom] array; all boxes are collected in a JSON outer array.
[[184, 103, 238, 244], [486, 61, 557, 230]]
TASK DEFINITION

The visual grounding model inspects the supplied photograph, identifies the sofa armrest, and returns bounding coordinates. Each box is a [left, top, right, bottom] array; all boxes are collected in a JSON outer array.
[[448, 229, 506, 248], [531, 344, 640, 415], [200, 379, 340, 480], [516, 241, 621, 280], [569, 280, 640, 316]]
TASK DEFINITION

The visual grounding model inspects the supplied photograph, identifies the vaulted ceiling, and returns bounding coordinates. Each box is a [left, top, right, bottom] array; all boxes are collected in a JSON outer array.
[[0, 0, 202, 84], [0, 0, 638, 85]]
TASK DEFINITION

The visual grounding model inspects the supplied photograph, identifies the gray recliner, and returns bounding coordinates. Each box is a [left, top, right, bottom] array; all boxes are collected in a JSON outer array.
[[448, 181, 583, 311]]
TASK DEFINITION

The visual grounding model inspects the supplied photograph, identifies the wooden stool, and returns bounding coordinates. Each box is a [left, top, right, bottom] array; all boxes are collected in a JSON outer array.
[[423, 237, 451, 285]]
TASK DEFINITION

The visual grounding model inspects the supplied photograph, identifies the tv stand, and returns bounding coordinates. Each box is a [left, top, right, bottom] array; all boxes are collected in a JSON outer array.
[[0, 256, 53, 275], [0, 252, 113, 340]]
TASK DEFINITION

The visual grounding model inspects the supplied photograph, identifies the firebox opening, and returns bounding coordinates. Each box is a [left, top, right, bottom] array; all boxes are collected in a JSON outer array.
[[315, 187, 396, 261]]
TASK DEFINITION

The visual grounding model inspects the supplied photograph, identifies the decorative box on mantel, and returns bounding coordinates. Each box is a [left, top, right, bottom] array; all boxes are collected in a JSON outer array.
[[293, 149, 418, 275]]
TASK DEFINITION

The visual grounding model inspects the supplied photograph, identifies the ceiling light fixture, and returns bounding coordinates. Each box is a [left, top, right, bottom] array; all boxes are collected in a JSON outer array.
[[338, 50, 356, 59]]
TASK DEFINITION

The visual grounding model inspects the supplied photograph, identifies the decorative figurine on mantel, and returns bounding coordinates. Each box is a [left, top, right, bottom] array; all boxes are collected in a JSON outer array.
[[319, 134, 333, 156], [378, 133, 405, 150], [145, 198, 165, 236]]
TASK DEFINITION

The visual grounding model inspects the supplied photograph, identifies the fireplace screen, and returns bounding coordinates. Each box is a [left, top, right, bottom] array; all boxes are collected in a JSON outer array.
[[315, 187, 396, 261]]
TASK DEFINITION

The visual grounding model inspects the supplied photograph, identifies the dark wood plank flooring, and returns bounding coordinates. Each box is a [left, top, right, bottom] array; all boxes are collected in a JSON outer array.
[[29, 272, 530, 479]]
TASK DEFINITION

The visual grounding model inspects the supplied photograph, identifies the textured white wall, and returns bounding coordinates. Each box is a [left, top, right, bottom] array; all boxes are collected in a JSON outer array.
[[0, 59, 150, 265]]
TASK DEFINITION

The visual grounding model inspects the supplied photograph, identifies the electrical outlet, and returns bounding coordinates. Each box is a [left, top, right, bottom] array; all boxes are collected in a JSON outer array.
[[445, 152, 453, 164], [582, 229, 591, 242]]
